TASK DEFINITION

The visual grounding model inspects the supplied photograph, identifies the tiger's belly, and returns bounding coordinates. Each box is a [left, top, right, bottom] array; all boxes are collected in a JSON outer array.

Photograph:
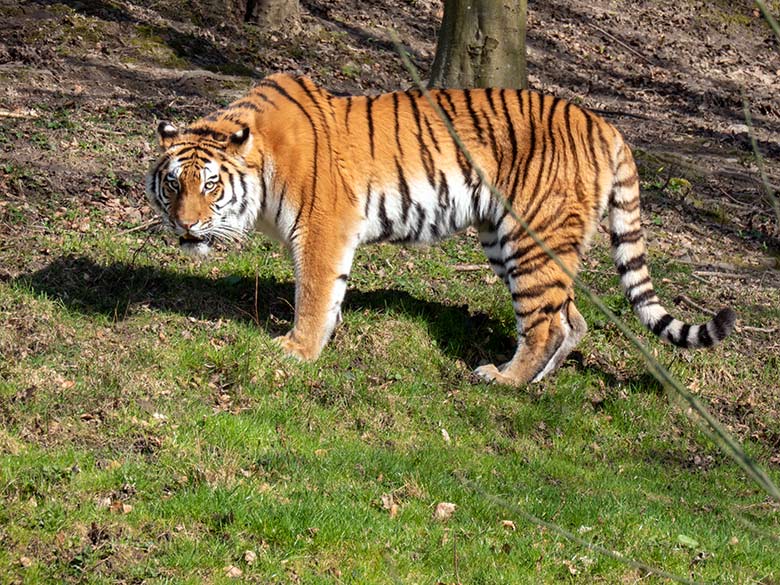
[[359, 173, 500, 245]]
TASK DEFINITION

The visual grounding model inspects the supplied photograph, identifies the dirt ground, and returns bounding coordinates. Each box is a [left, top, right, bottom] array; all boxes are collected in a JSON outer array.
[[1, 0, 779, 433]]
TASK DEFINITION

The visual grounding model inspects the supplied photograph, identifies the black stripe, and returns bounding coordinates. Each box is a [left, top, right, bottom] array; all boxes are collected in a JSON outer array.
[[697, 324, 713, 346], [610, 229, 643, 247], [625, 275, 652, 295], [500, 90, 519, 174], [253, 94, 278, 109], [616, 254, 646, 275], [510, 91, 537, 204], [405, 93, 436, 189], [412, 204, 426, 241], [629, 288, 657, 307], [614, 173, 638, 189], [422, 112, 441, 153], [393, 92, 403, 155], [185, 127, 228, 141], [345, 97, 353, 130], [437, 171, 449, 208], [337, 274, 349, 282], [291, 76, 332, 147], [676, 324, 691, 348], [652, 314, 674, 336], [259, 79, 320, 221], [366, 96, 376, 158], [289, 205, 303, 243], [485, 87, 498, 116], [463, 88, 485, 142], [611, 197, 640, 212], [259, 157, 268, 214], [231, 99, 262, 111], [511, 280, 568, 300], [274, 183, 287, 224], [378, 192, 393, 240], [364, 182, 373, 218], [396, 158, 412, 223]]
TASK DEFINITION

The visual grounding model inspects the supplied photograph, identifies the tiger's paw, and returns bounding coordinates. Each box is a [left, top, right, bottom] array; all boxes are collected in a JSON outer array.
[[472, 363, 517, 386], [273, 331, 318, 362]]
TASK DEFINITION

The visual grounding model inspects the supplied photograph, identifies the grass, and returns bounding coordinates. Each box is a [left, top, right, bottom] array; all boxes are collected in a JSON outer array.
[[1, 210, 779, 583], [1, 1, 779, 580]]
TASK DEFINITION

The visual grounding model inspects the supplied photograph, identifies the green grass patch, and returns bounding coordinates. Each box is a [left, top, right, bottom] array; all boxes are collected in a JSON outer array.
[[1, 220, 779, 583]]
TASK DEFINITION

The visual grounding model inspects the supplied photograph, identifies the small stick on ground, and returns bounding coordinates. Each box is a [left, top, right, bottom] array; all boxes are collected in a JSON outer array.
[[454, 263, 485, 272], [692, 271, 750, 280], [674, 294, 717, 317], [121, 219, 161, 235], [0, 108, 39, 119], [585, 22, 655, 65]]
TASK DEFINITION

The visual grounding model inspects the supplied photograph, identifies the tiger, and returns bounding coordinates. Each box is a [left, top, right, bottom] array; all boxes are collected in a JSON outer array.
[[145, 73, 736, 386]]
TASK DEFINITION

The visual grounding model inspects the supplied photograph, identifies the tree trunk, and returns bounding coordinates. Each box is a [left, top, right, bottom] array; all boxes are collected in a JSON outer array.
[[429, 0, 527, 89], [244, 0, 300, 28]]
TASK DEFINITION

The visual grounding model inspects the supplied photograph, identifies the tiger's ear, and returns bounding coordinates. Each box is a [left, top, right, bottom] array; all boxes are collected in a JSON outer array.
[[227, 126, 252, 155], [157, 121, 179, 150]]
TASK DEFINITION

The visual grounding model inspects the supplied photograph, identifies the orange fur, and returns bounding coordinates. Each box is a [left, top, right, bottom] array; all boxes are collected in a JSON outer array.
[[146, 74, 735, 385]]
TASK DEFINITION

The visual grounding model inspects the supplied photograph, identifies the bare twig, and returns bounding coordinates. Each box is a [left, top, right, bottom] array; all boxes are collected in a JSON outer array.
[[740, 325, 778, 334], [0, 108, 39, 119], [674, 294, 717, 317], [453, 263, 486, 272], [121, 218, 161, 235], [584, 21, 655, 65], [692, 271, 749, 280]]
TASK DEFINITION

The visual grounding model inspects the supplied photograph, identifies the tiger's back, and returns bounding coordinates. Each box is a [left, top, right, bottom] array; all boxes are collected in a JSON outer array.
[[146, 74, 735, 385]]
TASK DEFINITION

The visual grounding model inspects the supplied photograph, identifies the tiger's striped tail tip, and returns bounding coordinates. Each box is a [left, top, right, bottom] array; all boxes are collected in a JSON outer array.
[[711, 307, 737, 345]]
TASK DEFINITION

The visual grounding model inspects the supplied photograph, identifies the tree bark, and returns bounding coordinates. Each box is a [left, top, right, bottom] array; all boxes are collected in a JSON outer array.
[[429, 0, 527, 89], [244, 0, 300, 28]]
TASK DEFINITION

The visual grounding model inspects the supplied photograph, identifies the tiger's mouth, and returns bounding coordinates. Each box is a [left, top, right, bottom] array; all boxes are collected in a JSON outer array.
[[179, 233, 206, 245], [178, 233, 213, 257]]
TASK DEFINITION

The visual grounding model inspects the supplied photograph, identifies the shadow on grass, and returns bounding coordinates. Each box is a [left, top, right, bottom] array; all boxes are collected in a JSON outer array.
[[18, 255, 518, 367]]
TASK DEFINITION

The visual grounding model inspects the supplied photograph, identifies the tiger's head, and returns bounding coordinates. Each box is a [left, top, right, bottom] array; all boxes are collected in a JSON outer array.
[[145, 120, 261, 257]]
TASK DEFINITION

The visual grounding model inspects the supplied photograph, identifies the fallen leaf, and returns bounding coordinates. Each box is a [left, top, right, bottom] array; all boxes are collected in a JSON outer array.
[[441, 428, 451, 444], [433, 502, 456, 521], [19, 556, 32, 568], [501, 519, 516, 531], [224, 565, 243, 578], [109, 501, 133, 514], [244, 550, 257, 564]]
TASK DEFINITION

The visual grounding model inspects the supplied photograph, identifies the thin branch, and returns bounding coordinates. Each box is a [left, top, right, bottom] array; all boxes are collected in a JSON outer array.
[[584, 21, 655, 65], [674, 294, 717, 317]]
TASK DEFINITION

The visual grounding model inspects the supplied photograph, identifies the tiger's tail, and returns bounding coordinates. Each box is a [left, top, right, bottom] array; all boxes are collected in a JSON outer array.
[[607, 142, 736, 348]]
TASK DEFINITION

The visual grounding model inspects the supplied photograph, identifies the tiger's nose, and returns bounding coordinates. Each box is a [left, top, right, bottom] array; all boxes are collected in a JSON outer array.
[[179, 220, 197, 231]]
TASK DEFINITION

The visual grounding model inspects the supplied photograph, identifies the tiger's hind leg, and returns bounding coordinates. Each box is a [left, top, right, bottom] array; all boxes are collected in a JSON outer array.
[[474, 224, 586, 386], [478, 223, 509, 286]]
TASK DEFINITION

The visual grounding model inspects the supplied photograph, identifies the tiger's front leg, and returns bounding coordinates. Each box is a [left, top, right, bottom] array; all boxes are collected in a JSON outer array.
[[274, 230, 358, 361]]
